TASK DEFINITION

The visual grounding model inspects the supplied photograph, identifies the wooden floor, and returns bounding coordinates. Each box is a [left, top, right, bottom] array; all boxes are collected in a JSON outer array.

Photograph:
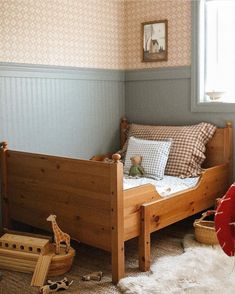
[[0, 217, 195, 294]]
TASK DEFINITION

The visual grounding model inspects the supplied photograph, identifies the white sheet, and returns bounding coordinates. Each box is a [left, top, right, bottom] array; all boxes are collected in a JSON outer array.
[[123, 175, 200, 197]]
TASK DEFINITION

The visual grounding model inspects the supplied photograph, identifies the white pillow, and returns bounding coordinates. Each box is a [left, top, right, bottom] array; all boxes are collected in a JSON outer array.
[[124, 136, 172, 180]]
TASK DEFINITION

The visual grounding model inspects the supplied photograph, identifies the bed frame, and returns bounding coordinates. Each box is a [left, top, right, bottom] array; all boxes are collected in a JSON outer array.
[[0, 119, 232, 283]]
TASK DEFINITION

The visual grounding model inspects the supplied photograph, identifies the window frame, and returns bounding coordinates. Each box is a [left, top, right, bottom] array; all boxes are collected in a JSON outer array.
[[191, 0, 235, 112]]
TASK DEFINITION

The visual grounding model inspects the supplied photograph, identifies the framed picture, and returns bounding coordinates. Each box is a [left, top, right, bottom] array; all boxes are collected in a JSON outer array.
[[142, 20, 168, 62]]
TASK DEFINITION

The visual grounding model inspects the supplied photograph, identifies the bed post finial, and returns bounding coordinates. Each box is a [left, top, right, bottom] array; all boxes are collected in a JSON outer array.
[[0, 142, 8, 149], [112, 154, 121, 163], [226, 121, 232, 128], [121, 117, 127, 124], [120, 117, 129, 149], [2, 142, 7, 149]]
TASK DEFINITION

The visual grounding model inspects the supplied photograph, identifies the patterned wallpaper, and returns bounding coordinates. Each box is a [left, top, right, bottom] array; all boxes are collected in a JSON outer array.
[[125, 0, 191, 69], [0, 0, 125, 69], [0, 0, 191, 69]]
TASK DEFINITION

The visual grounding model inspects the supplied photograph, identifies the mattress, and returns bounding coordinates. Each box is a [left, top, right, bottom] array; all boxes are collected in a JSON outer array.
[[123, 175, 200, 197]]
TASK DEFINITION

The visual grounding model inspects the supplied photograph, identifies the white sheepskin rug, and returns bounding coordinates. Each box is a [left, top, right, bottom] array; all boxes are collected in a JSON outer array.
[[118, 235, 235, 294]]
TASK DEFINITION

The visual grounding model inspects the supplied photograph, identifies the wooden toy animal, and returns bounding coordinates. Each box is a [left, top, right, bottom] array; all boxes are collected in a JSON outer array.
[[81, 271, 103, 281], [40, 277, 73, 294], [47, 215, 70, 254]]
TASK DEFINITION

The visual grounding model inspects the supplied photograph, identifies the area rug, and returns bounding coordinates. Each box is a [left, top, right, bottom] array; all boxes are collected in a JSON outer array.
[[118, 234, 235, 294], [0, 222, 186, 294]]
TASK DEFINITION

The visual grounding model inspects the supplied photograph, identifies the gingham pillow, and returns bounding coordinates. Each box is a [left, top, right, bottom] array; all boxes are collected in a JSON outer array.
[[122, 123, 216, 178], [124, 137, 172, 180]]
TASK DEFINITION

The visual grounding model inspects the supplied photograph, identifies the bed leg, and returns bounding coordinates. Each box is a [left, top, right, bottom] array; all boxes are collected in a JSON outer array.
[[110, 158, 125, 284], [111, 242, 125, 284], [139, 205, 151, 271]]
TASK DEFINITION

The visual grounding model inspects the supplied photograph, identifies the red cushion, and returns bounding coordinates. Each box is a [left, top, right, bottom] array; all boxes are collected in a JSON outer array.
[[215, 184, 235, 256]]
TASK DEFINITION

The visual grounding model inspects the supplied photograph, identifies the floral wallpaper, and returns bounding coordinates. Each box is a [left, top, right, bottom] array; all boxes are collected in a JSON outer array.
[[0, 0, 191, 69], [0, 0, 125, 69]]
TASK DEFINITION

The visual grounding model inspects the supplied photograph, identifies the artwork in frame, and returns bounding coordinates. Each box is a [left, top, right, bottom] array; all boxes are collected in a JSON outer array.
[[142, 20, 168, 62]]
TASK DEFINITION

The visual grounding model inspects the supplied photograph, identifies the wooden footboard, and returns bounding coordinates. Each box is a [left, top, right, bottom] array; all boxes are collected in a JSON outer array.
[[0, 146, 124, 283]]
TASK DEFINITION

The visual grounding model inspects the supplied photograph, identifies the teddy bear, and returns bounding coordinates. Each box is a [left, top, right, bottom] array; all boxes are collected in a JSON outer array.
[[128, 156, 145, 178]]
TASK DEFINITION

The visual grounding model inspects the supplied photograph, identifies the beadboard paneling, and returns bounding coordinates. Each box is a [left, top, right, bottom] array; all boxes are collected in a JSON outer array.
[[125, 66, 235, 126], [0, 63, 125, 159]]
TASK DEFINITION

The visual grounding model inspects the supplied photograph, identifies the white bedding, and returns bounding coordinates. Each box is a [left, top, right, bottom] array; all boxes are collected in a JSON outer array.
[[123, 175, 200, 197]]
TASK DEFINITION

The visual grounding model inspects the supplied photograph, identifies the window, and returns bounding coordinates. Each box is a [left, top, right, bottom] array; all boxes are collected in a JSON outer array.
[[191, 0, 235, 112]]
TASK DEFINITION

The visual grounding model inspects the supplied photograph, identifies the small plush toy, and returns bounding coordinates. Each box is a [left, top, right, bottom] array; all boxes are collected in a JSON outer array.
[[40, 277, 73, 294], [81, 271, 103, 281], [129, 156, 145, 177]]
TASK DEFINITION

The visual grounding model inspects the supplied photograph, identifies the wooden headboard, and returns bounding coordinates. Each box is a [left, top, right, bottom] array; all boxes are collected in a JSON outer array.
[[204, 122, 232, 167], [120, 117, 233, 174]]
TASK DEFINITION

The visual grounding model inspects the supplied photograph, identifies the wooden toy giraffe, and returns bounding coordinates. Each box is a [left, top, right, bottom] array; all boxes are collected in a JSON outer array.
[[47, 215, 70, 254]]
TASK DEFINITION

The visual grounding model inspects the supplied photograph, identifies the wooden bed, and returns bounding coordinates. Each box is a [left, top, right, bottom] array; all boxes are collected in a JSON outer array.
[[0, 119, 232, 283]]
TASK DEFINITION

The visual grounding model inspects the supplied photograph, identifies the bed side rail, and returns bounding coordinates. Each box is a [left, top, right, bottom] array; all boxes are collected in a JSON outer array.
[[138, 163, 229, 271]]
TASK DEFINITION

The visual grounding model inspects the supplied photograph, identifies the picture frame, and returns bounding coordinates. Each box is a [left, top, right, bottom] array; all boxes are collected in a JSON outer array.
[[142, 20, 168, 62]]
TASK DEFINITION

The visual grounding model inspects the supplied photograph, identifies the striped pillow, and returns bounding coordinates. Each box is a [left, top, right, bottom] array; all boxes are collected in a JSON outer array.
[[124, 137, 172, 180], [122, 123, 216, 178]]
